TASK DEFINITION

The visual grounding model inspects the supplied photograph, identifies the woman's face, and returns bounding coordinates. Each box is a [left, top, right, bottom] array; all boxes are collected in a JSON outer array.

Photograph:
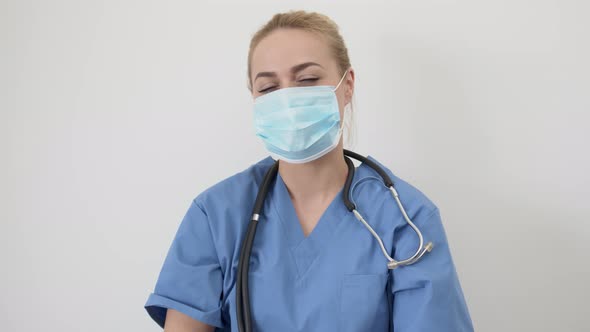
[[249, 28, 354, 118]]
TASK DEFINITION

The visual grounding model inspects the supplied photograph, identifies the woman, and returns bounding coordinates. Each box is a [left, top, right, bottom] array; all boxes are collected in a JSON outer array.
[[144, 10, 474, 332]]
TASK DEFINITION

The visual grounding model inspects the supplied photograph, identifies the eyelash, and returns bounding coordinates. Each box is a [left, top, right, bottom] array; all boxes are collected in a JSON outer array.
[[258, 78, 319, 93], [300, 77, 319, 83]]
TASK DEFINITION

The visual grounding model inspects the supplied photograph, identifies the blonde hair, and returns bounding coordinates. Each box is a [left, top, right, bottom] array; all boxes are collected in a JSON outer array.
[[247, 10, 356, 148]]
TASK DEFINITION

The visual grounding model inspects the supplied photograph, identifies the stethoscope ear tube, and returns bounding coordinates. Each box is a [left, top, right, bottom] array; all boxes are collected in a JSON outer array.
[[343, 149, 433, 269]]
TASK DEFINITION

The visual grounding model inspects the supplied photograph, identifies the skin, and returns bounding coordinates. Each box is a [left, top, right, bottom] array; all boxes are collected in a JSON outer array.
[[164, 27, 355, 331], [250, 28, 356, 237], [164, 308, 215, 332]]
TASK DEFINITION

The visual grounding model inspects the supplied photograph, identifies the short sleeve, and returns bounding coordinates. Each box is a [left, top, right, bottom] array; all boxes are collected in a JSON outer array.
[[390, 208, 474, 332], [144, 199, 225, 329]]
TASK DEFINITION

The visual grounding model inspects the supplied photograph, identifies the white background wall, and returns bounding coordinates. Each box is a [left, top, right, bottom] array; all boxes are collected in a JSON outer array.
[[2, 1, 589, 331]]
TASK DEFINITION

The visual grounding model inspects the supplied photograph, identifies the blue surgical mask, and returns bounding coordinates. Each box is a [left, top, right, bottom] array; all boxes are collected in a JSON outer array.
[[252, 69, 349, 164]]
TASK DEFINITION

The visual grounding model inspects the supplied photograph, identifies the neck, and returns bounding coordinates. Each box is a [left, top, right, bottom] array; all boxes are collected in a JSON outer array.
[[277, 144, 349, 201]]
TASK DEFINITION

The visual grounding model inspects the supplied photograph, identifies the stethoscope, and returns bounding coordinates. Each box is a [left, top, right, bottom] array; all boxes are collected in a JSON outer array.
[[236, 149, 434, 332]]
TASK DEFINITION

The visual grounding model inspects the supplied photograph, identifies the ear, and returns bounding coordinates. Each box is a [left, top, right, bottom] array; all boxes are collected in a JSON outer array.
[[345, 68, 355, 105]]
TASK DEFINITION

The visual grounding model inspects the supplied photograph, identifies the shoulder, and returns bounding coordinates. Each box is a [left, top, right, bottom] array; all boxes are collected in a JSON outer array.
[[184, 156, 276, 269], [192, 156, 276, 211], [363, 154, 439, 221]]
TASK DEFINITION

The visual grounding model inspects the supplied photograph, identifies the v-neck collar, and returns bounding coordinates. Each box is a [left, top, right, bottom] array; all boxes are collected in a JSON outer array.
[[268, 162, 358, 279], [261, 154, 387, 278]]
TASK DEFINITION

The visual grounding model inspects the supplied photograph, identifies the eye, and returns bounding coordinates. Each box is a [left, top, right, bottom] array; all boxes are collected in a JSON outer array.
[[258, 85, 277, 93], [298, 77, 319, 83]]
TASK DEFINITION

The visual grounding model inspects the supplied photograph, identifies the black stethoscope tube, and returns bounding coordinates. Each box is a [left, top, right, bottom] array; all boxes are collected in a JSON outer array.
[[236, 150, 390, 332], [236, 161, 278, 332], [344, 150, 393, 189]]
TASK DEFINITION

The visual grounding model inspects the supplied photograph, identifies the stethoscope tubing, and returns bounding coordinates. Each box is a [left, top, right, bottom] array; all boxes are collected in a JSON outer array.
[[236, 162, 278, 332], [236, 150, 432, 332]]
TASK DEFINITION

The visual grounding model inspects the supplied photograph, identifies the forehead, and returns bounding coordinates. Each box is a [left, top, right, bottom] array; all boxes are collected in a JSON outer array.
[[250, 28, 336, 76]]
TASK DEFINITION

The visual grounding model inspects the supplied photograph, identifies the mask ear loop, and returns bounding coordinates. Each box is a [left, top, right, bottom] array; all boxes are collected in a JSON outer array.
[[333, 67, 352, 134], [332, 67, 350, 92], [338, 103, 352, 133]]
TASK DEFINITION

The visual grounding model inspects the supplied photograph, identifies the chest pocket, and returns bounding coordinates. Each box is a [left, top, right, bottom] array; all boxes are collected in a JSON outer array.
[[339, 273, 390, 332]]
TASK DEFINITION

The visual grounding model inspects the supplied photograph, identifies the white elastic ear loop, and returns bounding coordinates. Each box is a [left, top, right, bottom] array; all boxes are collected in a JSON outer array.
[[332, 68, 349, 92], [339, 103, 351, 131], [334, 68, 351, 133]]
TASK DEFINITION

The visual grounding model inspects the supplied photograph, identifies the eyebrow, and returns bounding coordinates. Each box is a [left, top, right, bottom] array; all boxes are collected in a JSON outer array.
[[254, 62, 324, 82]]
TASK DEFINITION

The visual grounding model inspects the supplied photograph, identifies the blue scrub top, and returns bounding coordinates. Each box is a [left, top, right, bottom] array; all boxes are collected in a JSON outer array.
[[144, 155, 474, 331]]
